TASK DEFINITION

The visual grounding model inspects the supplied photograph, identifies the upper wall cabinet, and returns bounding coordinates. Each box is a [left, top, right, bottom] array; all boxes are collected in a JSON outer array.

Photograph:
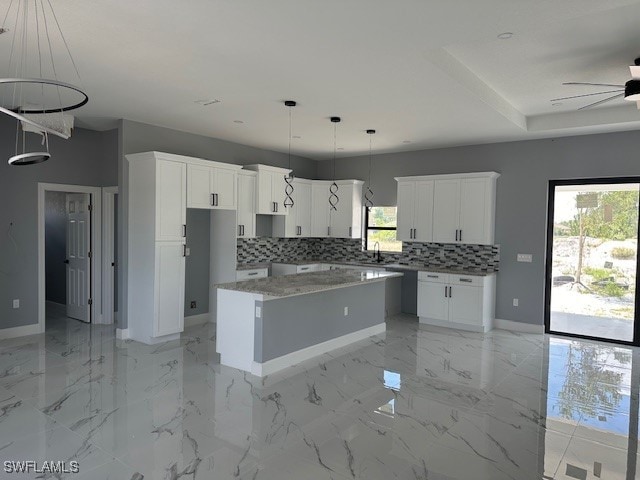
[[330, 180, 364, 239], [396, 180, 434, 242], [243, 164, 292, 215], [396, 172, 499, 245], [156, 158, 187, 242], [237, 170, 257, 238], [311, 181, 331, 237], [273, 178, 312, 238], [187, 162, 241, 210]]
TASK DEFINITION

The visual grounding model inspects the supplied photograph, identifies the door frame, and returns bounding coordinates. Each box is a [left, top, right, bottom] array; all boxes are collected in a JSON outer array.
[[38, 183, 102, 331], [102, 186, 118, 325], [544, 177, 640, 346]]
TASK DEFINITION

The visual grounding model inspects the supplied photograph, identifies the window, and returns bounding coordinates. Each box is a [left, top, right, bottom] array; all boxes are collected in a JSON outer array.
[[364, 206, 402, 252]]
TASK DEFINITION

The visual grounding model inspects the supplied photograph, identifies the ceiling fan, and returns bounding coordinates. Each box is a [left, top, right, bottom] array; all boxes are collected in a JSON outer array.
[[551, 57, 640, 110]]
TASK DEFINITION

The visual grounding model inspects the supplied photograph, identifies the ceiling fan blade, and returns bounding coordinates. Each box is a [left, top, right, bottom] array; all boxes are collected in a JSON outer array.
[[630, 65, 640, 80], [563, 82, 625, 88], [550, 89, 624, 102], [578, 93, 624, 110]]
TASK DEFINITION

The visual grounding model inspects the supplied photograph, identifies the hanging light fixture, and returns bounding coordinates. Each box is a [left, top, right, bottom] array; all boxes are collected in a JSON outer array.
[[329, 116, 340, 211], [364, 129, 376, 211], [0, 0, 88, 165], [283, 100, 296, 208]]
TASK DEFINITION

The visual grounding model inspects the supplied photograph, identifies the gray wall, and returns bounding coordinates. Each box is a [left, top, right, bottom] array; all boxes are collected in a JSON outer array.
[[317, 130, 640, 326], [118, 119, 319, 328], [185, 209, 211, 317], [0, 117, 118, 330], [45, 192, 67, 304]]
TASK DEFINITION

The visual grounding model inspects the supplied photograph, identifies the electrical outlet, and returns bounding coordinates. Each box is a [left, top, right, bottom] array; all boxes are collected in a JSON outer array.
[[12, 299, 19, 309], [344, 306, 349, 316], [513, 298, 519, 307], [415, 249, 421, 255], [255, 306, 262, 318], [517, 253, 532, 263], [190, 301, 197, 309]]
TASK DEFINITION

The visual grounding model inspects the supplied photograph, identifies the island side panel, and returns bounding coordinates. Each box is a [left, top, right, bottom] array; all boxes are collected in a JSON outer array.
[[216, 288, 257, 372], [256, 281, 385, 363]]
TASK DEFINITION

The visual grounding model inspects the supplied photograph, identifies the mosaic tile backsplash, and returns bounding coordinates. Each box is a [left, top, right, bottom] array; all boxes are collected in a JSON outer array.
[[237, 237, 500, 272]]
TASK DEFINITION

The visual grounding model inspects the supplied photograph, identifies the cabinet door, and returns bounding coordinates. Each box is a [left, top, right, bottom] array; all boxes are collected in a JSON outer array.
[[256, 171, 275, 214], [448, 285, 482, 326], [413, 180, 434, 242], [154, 242, 185, 336], [417, 281, 449, 321], [237, 175, 256, 238], [459, 178, 488, 244], [432, 179, 460, 244], [156, 160, 187, 241], [296, 181, 312, 237], [330, 186, 352, 238], [311, 183, 330, 237], [272, 172, 288, 215], [187, 164, 213, 209], [213, 168, 237, 210], [396, 181, 415, 241]]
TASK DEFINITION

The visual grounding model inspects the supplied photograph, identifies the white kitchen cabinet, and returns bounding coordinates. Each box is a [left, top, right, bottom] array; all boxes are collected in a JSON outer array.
[[271, 263, 322, 276], [311, 181, 331, 237], [187, 163, 239, 210], [154, 242, 186, 336], [236, 267, 268, 281], [243, 164, 291, 215], [396, 180, 433, 242], [236, 171, 257, 238], [396, 172, 498, 245], [417, 271, 495, 332], [273, 178, 312, 237], [156, 159, 187, 242], [329, 180, 364, 239]]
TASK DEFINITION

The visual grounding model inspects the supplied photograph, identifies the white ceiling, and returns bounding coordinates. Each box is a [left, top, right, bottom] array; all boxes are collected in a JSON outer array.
[[4, 0, 640, 159]]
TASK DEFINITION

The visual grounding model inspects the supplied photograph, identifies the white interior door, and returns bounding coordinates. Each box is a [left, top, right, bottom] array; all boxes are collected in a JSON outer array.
[[66, 193, 91, 322]]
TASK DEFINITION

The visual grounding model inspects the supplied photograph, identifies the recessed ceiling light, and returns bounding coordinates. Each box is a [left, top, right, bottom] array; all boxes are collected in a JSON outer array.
[[552, 102, 563, 107], [194, 99, 221, 106], [292, 135, 301, 139], [497, 32, 513, 40], [233, 120, 244, 124], [402, 140, 411, 144]]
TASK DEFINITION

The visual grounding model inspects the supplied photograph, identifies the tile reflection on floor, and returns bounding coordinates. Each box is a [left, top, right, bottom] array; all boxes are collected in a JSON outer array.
[[0, 312, 638, 479]]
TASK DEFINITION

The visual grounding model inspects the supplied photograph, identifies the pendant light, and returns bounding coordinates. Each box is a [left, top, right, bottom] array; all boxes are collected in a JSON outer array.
[[283, 100, 296, 208], [364, 129, 376, 211], [329, 116, 341, 211], [1, 0, 88, 165]]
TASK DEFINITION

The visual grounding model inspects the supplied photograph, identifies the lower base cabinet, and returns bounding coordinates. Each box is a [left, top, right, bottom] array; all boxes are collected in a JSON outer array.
[[154, 241, 186, 337], [417, 271, 495, 332]]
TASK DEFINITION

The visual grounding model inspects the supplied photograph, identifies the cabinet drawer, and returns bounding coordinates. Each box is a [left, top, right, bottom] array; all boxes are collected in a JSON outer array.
[[236, 268, 268, 281], [296, 264, 320, 273], [418, 271, 449, 283], [449, 275, 484, 287]]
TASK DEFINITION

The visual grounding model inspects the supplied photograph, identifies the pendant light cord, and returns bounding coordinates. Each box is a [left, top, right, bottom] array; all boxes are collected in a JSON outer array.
[[284, 100, 295, 208], [329, 118, 340, 211]]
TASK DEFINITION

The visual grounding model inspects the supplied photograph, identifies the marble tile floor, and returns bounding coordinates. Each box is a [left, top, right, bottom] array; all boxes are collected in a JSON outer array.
[[0, 311, 638, 479]]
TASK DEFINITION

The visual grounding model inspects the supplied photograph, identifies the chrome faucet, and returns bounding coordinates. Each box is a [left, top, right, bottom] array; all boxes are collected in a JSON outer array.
[[373, 242, 383, 263]]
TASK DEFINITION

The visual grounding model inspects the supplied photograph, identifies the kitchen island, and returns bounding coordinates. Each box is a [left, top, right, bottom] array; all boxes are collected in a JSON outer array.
[[215, 269, 403, 376]]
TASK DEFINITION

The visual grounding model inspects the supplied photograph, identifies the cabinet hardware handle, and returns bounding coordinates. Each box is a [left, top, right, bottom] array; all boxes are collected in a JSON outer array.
[[182, 224, 187, 237], [459, 230, 462, 242], [459, 278, 472, 283], [211, 193, 215, 206], [349, 226, 352, 237], [455, 229, 458, 241], [427, 274, 438, 278], [448, 286, 452, 297], [327, 226, 330, 236], [248, 272, 258, 276], [238, 225, 242, 236], [300, 267, 309, 271], [242, 225, 245, 236], [444, 286, 448, 298], [183, 244, 187, 257], [413, 228, 417, 238]]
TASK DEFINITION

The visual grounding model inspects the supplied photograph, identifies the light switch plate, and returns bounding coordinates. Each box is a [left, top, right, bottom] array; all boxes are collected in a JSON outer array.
[[12, 299, 19, 309], [517, 253, 533, 263], [255, 306, 262, 318], [185, 247, 191, 256]]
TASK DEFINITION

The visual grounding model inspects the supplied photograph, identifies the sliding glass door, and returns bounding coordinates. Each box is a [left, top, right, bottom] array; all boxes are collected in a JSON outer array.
[[545, 178, 640, 344]]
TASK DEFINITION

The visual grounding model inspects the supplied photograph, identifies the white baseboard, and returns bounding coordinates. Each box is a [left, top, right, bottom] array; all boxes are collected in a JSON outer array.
[[250, 323, 386, 377], [185, 313, 210, 327], [419, 316, 488, 333], [0, 323, 43, 340], [494, 319, 544, 334], [116, 328, 129, 340]]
